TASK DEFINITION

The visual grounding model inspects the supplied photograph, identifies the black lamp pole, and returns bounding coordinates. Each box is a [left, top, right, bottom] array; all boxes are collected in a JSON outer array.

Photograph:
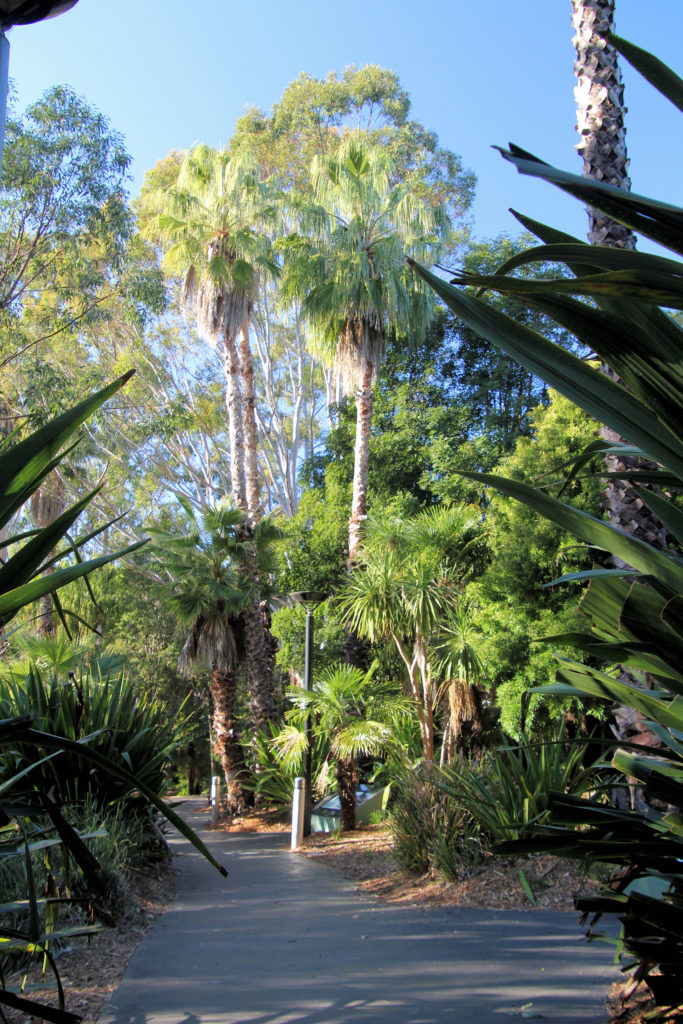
[[290, 591, 327, 837], [0, 2, 79, 167]]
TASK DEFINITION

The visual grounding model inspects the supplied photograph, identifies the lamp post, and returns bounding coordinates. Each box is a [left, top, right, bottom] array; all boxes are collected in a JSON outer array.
[[290, 590, 327, 837], [0, 2, 79, 166]]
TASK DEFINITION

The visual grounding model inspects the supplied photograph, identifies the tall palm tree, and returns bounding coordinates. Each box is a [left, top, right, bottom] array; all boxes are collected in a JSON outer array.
[[150, 501, 279, 813], [571, 0, 635, 249], [286, 136, 450, 564], [140, 145, 281, 732], [141, 144, 277, 519]]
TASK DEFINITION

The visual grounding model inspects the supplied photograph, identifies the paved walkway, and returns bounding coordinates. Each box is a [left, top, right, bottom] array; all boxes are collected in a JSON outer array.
[[100, 798, 616, 1024]]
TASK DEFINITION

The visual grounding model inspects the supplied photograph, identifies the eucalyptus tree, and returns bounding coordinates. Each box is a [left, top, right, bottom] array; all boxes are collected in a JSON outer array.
[[0, 85, 132, 356], [340, 504, 485, 762], [286, 136, 450, 562]]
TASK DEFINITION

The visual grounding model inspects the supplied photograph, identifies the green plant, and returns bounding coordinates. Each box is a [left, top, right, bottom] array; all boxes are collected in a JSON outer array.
[[0, 382, 228, 1023], [242, 722, 331, 808], [389, 763, 482, 879], [274, 662, 410, 830], [411, 32, 683, 1013], [0, 664, 187, 810], [438, 734, 598, 843]]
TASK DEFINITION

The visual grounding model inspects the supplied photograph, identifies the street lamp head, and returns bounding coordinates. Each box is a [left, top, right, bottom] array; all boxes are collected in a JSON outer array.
[[290, 591, 328, 610], [0, 1, 78, 29]]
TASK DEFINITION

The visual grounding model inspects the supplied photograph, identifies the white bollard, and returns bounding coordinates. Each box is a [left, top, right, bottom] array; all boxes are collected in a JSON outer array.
[[210, 775, 220, 825], [291, 776, 305, 850]]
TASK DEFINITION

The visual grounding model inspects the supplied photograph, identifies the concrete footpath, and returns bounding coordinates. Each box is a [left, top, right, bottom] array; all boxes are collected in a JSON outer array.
[[99, 797, 617, 1024]]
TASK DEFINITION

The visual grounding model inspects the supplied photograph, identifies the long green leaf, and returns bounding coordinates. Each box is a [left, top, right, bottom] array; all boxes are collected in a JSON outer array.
[[458, 471, 683, 593], [17, 727, 228, 878], [410, 263, 683, 477], [454, 266, 683, 310], [539, 666, 683, 731], [0, 372, 134, 528], [0, 540, 148, 626], [500, 144, 683, 256], [610, 33, 683, 113], [0, 487, 104, 596]]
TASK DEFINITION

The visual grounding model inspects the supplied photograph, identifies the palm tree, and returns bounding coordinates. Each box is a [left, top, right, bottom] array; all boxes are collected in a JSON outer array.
[[273, 663, 408, 830], [571, 0, 635, 249], [339, 504, 484, 763], [433, 600, 486, 765], [286, 136, 449, 563], [140, 145, 281, 732], [140, 144, 277, 519], [150, 501, 279, 813]]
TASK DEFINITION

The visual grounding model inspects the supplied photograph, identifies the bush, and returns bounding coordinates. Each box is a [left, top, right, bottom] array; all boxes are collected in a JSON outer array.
[[0, 665, 188, 810], [438, 733, 598, 843], [389, 764, 483, 881]]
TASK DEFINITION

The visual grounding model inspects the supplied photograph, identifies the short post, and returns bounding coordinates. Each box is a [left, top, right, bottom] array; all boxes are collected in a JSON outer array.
[[210, 775, 220, 825], [291, 776, 305, 850]]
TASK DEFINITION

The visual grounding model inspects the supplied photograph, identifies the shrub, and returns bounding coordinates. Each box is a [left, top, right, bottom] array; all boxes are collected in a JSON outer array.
[[438, 733, 599, 843], [389, 764, 483, 880]]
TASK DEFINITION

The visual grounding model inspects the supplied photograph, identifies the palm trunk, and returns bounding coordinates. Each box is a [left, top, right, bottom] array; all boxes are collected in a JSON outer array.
[[348, 355, 374, 565], [571, 0, 635, 249], [414, 637, 435, 763], [222, 329, 247, 511], [572, 1, 665, 795], [243, 596, 277, 736], [210, 663, 245, 814], [572, 3, 669, 550], [238, 318, 261, 525], [443, 680, 485, 763], [335, 756, 357, 831]]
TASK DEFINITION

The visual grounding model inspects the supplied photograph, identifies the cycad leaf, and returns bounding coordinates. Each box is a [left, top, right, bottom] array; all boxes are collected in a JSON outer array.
[[500, 144, 683, 257]]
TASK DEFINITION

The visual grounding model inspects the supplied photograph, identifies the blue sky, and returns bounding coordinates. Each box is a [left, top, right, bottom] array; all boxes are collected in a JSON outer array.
[[6, 0, 682, 246]]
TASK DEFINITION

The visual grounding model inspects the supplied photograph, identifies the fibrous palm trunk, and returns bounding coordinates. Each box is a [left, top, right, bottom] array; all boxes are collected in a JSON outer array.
[[440, 679, 484, 766], [344, 321, 384, 669], [222, 312, 278, 738], [238, 319, 261, 525], [31, 476, 65, 636], [210, 663, 245, 814], [572, 0, 668, 550], [348, 355, 374, 565], [222, 329, 248, 512], [335, 756, 358, 831], [572, 1, 666, 802], [572, 0, 635, 249]]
